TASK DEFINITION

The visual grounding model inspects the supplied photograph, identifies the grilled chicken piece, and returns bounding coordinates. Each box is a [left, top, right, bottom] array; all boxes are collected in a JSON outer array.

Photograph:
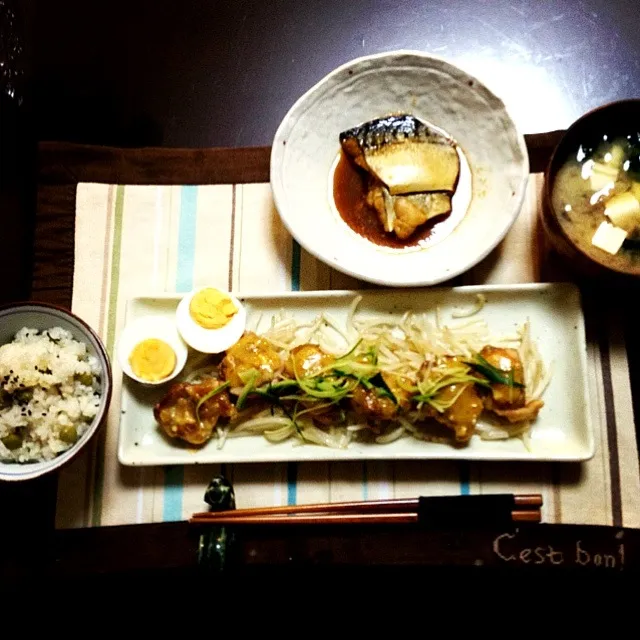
[[380, 372, 413, 410], [428, 383, 484, 443], [153, 378, 236, 445], [479, 346, 526, 409], [220, 332, 281, 388], [367, 185, 452, 238], [284, 344, 335, 378], [339, 114, 460, 195], [351, 384, 398, 421], [491, 400, 544, 423], [479, 346, 544, 423]]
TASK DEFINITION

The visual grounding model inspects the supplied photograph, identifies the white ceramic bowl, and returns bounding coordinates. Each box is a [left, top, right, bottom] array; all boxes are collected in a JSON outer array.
[[0, 302, 112, 482], [271, 50, 529, 287]]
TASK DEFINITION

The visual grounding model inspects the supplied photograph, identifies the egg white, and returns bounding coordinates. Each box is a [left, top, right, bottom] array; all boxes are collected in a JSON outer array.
[[117, 316, 188, 385], [176, 289, 247, 354]]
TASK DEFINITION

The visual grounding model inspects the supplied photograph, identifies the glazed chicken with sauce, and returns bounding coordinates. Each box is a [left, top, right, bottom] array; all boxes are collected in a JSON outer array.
[[350, 372, 415, 424], [417, 357, 484, 443], [427, 383, 484, 443], [153, 378, 236, 445], [153, 329, 545, 447], [380, 372, 413, 411], [350, 385, 398, 423], [220, 332, 282, 388], [479, 346, 544, 423], [284, 344, 335, 378]]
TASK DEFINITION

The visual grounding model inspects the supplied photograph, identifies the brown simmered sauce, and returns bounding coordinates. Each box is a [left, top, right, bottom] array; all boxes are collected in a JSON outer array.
[[332, 150, 452, 249]]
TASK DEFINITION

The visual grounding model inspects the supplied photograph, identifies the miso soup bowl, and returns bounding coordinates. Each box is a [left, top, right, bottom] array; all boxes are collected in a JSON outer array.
[[542, 99, 640, 284]]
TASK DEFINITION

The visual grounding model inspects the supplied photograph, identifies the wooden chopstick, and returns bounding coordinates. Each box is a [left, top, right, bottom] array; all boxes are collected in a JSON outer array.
[[190, 508, 541, 526], [190, 493, 542, 521]]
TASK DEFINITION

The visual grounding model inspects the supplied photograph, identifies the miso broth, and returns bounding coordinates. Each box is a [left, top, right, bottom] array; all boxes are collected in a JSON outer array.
[[551, 133, 640, 275]]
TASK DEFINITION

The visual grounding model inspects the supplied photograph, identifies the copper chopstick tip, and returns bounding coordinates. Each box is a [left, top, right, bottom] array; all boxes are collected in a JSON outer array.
[[513, 494, 543, 507], [511, 509, 542, 523]]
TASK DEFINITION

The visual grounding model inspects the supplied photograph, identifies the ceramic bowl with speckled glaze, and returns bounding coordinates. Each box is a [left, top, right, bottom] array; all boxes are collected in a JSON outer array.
[[0, 303, 112, 481], [271, 50, 529, 287]]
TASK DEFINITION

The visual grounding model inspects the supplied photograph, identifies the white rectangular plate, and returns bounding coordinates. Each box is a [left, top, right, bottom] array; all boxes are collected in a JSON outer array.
[[117, 283, 594, 465]]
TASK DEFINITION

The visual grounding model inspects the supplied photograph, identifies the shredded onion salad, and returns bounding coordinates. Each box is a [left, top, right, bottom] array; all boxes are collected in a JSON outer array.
[[187, 295, 552, 450]]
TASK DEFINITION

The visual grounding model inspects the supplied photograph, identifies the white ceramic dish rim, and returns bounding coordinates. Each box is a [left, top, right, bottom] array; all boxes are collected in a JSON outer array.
[[117, 283, 594, 465], [270, 49, 530, 287], [0, 302, 112, 482]]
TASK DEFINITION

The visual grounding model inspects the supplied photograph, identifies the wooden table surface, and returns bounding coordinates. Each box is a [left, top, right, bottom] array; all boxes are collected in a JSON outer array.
[[2, 1, 640, 579]]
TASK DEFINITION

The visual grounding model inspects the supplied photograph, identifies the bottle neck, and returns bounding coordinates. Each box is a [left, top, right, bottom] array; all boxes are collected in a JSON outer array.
[[0, 0, 25, 106]]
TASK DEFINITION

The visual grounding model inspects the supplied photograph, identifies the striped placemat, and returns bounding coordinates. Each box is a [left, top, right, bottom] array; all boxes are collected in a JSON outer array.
[[55, 176, 640, 528]]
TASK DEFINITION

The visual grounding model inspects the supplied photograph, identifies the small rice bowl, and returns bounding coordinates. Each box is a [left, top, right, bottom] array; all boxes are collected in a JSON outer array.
[[0, 327, 102, 462]]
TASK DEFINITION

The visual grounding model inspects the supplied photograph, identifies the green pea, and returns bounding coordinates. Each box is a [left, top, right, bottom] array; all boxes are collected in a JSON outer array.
[[59, 425, 78, 444], [2, 433, 24, 451], [13, 388, 33, 404], [76, 372, 94, 386]]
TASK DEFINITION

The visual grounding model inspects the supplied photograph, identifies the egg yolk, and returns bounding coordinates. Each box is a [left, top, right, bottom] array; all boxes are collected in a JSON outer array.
[[189, 288, 238, 329], [129, 338, 176, 382]]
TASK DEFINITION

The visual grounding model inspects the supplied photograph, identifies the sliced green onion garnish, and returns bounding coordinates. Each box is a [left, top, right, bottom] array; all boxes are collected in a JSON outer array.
[[238, 368, 260, 385], [336, 339, 362, 361], [251, 389, 278, 401], [236, 371, 259, 410], [266, 380, 299, 395], [196, 381, 231, 425], [296, 376, 355, 399], [415, 381, 470, 413], [465, 353, 525, 388], [332, 362, 378, 378], [368, 373, 396, 402], [413, 369, 489, 403], [294, 401, 336, 419]]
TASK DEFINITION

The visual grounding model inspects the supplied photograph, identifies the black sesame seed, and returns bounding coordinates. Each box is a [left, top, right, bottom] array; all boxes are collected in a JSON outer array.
[[42, 412, 46, 416]]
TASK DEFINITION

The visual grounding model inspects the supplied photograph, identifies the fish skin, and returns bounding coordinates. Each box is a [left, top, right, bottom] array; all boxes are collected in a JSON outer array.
[[339, 114, 454, 156], [339, 114, 460, 195]]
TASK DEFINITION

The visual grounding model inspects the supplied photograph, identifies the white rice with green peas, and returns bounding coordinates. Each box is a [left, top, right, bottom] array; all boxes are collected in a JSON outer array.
[[0, 327, 102, 462]]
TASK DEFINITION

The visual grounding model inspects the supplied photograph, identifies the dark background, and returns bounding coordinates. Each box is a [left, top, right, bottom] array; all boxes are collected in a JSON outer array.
[[2, 0, 640, 581], [3, 0, 635, 300], [27, 0, 640, 148]]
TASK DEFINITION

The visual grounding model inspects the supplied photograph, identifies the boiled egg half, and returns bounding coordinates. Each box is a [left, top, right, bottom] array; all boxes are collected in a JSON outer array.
[[176, 287, 246, 353], [117, 316, 188, 385]]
